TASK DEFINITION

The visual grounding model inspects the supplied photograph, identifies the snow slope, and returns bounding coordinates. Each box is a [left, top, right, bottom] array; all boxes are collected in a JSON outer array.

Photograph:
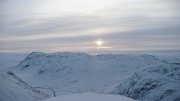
[[0, 71, 49, 101], [43, 92, 136, 101], [7, 52, 180, 101]]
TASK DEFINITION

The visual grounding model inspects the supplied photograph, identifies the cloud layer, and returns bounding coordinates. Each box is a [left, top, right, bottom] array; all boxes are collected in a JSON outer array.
[[0, 0, 180, 52]]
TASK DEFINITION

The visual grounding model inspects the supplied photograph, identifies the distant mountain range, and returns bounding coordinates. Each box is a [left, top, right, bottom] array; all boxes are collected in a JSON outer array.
[[1, 52, 179, 101]]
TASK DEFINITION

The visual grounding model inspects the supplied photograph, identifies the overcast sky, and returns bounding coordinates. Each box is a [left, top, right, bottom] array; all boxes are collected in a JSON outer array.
[[0, 0, 180, 53]]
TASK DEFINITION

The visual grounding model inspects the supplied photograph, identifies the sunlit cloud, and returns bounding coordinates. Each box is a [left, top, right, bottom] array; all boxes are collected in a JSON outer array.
[[0, 0, 180, 52]]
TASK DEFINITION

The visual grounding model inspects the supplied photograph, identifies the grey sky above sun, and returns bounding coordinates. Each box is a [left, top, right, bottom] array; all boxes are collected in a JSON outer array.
[[0, 0, 180, 53]]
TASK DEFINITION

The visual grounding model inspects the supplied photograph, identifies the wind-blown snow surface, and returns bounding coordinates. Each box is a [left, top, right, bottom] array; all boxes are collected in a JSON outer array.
[[43, 92, 136, 101], [8, 52, 180, 101]]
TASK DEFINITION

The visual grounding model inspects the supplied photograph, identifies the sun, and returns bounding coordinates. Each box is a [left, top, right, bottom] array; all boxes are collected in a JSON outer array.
[[96, 40, 104, 47]]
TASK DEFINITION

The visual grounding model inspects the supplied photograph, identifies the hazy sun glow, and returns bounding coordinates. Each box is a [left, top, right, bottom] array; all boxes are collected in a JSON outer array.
[[0, 0, 180, 52], [96, 40, 104, 47]]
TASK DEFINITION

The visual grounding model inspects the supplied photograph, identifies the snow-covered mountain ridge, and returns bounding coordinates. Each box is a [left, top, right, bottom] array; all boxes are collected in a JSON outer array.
[[9, 52, 180, 101], [110, 63, 180, 101], [0, 71, 49, 101]]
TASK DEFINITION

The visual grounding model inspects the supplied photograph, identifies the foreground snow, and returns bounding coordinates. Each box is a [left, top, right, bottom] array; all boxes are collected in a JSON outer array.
[[43, 93, 136, 101]]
